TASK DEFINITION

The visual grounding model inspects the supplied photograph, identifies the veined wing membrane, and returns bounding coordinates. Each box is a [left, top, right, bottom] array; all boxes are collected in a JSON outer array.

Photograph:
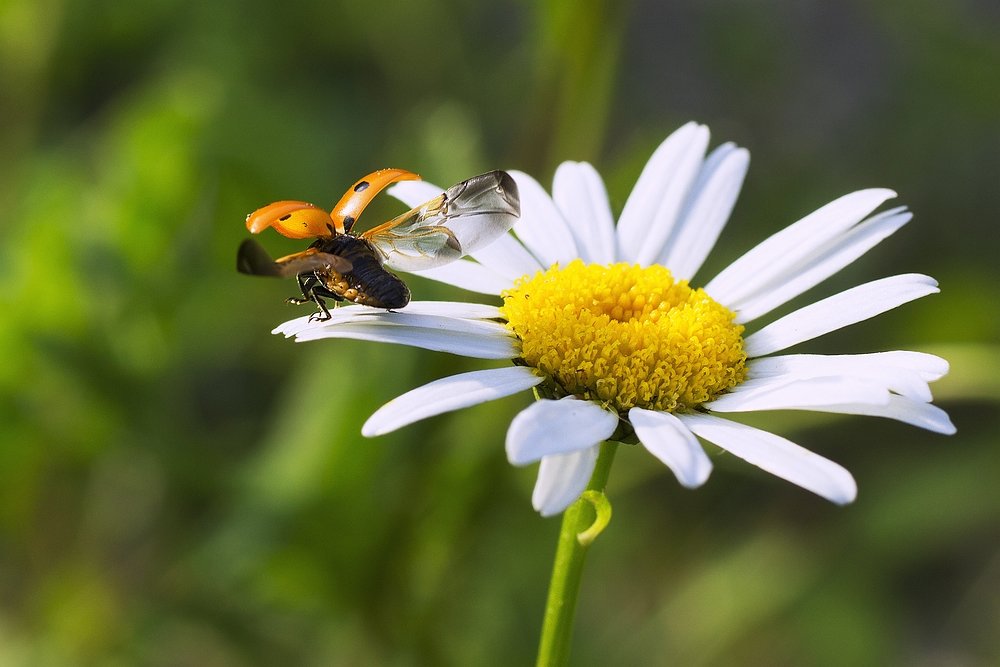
[[237, 239, 351, 278], [362, 170, 521, 271]]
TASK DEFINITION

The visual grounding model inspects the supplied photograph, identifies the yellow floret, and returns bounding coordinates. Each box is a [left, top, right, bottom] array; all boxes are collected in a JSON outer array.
[[500, 260, 747, 413]]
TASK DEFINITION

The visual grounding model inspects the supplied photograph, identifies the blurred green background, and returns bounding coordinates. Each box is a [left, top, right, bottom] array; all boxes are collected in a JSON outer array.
[[2, 0, 998, 665]]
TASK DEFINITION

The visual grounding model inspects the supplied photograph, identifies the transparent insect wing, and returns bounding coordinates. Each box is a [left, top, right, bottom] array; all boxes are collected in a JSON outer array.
[[361, 201, 463, 271], [274, 247, 353, 274], [236, 239, 351, 277], [237, 238, 286, 276], [439, 170, 520, 253], [363, 170, 521, 271]]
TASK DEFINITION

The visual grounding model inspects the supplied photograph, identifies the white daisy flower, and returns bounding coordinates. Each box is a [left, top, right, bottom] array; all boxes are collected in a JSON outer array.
[[273, 122, 955, 516]]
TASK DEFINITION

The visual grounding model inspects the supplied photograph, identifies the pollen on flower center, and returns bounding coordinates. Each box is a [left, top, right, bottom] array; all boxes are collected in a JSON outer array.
[[500, 260, 748, 414]]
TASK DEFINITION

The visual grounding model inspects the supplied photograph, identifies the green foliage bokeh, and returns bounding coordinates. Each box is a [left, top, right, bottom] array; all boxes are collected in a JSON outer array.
[[1, 1, 998, 665]]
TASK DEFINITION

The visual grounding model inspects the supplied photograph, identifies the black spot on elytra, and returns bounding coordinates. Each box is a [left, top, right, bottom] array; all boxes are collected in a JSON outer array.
[[354, 181, 370, 192], [342, 215, 355, 232], [279, 214, 292, 221]]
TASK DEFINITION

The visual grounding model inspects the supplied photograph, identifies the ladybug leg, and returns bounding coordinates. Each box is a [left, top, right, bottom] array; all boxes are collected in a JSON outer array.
[[287, 272, 320, 305], [285, 273, 333, 321], [307, 298, 332, 322], [305, 285, 349, 322]]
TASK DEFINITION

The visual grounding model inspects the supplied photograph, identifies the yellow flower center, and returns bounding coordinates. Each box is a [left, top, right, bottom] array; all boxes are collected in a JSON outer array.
[[500, 260, 748, 414]]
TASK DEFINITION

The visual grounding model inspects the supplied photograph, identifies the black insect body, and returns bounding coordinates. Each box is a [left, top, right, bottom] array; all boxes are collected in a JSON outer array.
[[292, 235, 410, 317]]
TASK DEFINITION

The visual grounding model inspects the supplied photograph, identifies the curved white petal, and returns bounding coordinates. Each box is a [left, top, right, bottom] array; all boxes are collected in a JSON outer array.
[[802, 395, 956, 435], [292, 320, 518, 359], [732, 208, 911, 323], [508, 170, 580, 266], [274, 304, 433, 338], [743, 274, 940, 358], [469, 233, 544, 281], [409, 259, 512, 295], [397, 300, 504, 319], [751, 351, 950, 380], [658, 143, 749, 280], [532, 446, 600, 517], [362, 366, 542, 436], [506, 397, 618, 465], [552, 161, 617, 264], [748, 352, 945, 402], [273, 313, 361, 338], [704, 377, 890, 412], [617, 122, 711, 265], [706, 189, 897, 306], [294, 311, 509, 335], [876, 351, 950, 382], [630, 408, 712, 488], [678, 412, 857, 504], [387, 179, 447, 208], [272, 301, 504, 338]]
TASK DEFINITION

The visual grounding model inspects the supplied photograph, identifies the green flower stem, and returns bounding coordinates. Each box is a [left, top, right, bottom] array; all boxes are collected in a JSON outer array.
[[535, 441, 619, 667]]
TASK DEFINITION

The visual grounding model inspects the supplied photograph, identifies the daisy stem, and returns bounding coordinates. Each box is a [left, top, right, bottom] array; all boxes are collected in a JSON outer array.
[[535, 440, 619, 667]]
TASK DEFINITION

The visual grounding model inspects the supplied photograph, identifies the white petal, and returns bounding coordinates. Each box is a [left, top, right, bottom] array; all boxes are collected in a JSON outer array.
[[469, 232, 544, 281], [878, 351, 950, 382], [552, 161, 617, 264], [508, 170, 580, 266], [395, 300, 504, 320], [678, 413, 857, 504], [387, 179, 446, 208], [362, 366, 543, 436], [409, 258, 512, 295], [732, 208, 911, 323], [292, 319, 518, 359], [272, 302, 503, 338], [506, 397, 618, 465], [274, 313, 351, 338], [749, 351, 948, 384], [706, 189, 896, 306], [299, 311, 509, 335], [617, 122, 711, 265], [743, 274, 940, 358], [704, 377, 890, 412], [748, 352, 944, 402], [802, 395, 956, 435], [273, 307, 400, 338], [658, 143, 749, 280], [629, 408, 711, 488], [532, 446, 600, 517]]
